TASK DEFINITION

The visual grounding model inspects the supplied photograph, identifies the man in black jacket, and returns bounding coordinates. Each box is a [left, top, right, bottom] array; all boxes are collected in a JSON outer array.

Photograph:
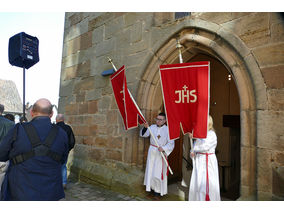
[[56, 114, 75, 189]]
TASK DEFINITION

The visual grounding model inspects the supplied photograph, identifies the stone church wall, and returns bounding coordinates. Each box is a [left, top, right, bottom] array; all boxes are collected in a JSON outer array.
[[59, 12, 284, 200]]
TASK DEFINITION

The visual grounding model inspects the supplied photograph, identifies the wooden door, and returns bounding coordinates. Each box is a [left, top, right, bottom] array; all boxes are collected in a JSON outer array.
[[168, 131, 183, 182]]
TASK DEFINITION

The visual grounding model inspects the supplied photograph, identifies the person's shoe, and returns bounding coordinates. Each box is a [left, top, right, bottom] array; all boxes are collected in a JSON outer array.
[[152, 192, 161, 201]]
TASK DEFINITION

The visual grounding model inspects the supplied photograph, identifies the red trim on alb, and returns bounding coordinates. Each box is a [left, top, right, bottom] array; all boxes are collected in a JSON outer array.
[[150, 144, 169, 180], [197, 152, 214, 201]]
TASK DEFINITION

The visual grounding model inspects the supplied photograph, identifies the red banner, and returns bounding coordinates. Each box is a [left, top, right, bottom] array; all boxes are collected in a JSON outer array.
[[159, 61, 210, 139], [110, 66, 146, 130]]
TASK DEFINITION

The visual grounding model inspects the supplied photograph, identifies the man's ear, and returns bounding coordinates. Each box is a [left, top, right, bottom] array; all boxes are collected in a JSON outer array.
[[49, 111, 54, 118], [30, 110, 35, 118]]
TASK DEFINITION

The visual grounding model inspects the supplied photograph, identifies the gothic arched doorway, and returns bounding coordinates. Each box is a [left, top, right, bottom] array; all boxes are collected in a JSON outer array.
[[138, 24, 259, 200]]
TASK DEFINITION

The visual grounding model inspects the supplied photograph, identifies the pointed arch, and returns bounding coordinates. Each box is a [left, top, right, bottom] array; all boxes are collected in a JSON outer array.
[[137, 20, 266, 200]]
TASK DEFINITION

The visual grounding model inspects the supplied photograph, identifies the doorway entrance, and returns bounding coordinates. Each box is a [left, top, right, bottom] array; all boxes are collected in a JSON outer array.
[[165, 53, 241, 200], [138, 24, 260, 200]]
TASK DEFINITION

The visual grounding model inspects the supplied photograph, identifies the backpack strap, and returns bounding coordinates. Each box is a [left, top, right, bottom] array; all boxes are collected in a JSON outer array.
[[22, 123, 42, 148], [10, 123, 62, 165], [10, 123, 20, 143], [43, 124, 59, 148], [44, 125, 61, 162]]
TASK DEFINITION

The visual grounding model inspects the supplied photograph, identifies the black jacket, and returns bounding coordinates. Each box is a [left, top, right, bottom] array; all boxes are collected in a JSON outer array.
[[56, 121, 75, 151], [0, 115, 14, 143]]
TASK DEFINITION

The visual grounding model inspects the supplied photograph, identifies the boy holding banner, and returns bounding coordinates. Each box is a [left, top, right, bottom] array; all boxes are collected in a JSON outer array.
[[140, 112, 175, 198]]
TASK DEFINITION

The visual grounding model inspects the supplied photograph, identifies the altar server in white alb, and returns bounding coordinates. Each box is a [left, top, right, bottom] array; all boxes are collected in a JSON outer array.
[[188, 115, 220, 201], [140, 113, 175, 197]]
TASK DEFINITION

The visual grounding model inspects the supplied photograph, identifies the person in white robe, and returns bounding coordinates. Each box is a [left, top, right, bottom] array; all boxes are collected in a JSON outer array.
[[188, 115, 221, 201], [140, 112, 175, 196]]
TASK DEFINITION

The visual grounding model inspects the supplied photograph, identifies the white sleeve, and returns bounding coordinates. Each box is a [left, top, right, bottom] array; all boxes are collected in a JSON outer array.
[[193, 131, 217, 153], [162, 132, 175, 156]]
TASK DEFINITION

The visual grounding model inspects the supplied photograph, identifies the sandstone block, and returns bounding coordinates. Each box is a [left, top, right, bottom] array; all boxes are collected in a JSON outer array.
[[86, 88, 102, 101], [92, 114, 106, 125], [130, 22, 142, 43], [67, 31, 92, 55], [94, 75, 108, 89], [257, 148, 272, 192], [75, 91, 86, 102], [106, 149, 122, 161], [73, 125, 90, 136], [106, 110, 118, 124], [261, 65, 284, 89], [221, 13, 270, 48], [240, 146, 256, 187], [72, 144, 90, 160], [96, 125, 107, 135], [197, 12, 251, 25], [88, 13, 115, 31], [274, 152, 284, 165], [59, 80, 75, 97], [94, 137, 108, 148], [69, 13, 84, 26], [105, 16, 124, 39], [74, 77, 95, 93], [95, 37, 116, 57], [108, 137, 123, 149], [272, 166, 284, 199], [124, 12, 152, 27], [65, 103, 79, 115], [88, 100, 98, 114], [257, 110, 284, 150], [88, 148, 105, 161], [267, 89, 284, 111], [253, 43, 284, 68], [64, 18, 89, 42], [98, 96, 111, 111], [153, 12, 174, 26], [89, 124, 98, 135], [62, 66, 77, 81], [92, 25, 104, 44], [78, 102, 88, 114], [271, 21, 284, 43], [82, 136, 94, 146], [76, 60, 91, 78]]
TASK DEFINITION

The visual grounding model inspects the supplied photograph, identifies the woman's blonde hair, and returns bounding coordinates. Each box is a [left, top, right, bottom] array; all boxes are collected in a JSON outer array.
[[208, 115, 215, 131]]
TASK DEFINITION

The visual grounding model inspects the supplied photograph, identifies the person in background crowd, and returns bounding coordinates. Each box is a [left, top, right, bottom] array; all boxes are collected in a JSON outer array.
[[56, 113, 75, 190], [0, 104, 14, 199], [4, 114, 15, 123]]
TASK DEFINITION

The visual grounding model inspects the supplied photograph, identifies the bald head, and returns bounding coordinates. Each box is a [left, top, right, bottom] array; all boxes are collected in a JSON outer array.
[[56, 113, 65, 123], [31, 98, 53, 118]]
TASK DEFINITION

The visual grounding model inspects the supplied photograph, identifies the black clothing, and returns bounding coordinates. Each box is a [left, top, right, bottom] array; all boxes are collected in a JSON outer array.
[[56, 121, 75, 151]]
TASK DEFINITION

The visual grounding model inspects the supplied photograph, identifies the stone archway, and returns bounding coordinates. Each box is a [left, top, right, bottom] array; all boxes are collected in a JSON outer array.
[[137, 20, 266, 200]]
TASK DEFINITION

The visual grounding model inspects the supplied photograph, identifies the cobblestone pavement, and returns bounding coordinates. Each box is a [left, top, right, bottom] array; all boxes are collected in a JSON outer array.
[[64, 180, 149, 201], [63, 179, 232, 201]]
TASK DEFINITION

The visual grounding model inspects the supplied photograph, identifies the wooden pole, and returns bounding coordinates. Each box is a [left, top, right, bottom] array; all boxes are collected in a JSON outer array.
[[176, 39, 195, 163]]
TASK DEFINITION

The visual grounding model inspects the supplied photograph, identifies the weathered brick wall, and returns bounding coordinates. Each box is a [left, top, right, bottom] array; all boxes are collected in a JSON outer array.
[[59, 12, 284, 200]]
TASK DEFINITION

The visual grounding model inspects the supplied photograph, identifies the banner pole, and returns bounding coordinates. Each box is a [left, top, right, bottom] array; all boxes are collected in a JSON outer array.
[[108, 57, 173, 175], [108, 57, 117, 71], [176, 39, 195, 167], [176, 38, 183, 64]]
